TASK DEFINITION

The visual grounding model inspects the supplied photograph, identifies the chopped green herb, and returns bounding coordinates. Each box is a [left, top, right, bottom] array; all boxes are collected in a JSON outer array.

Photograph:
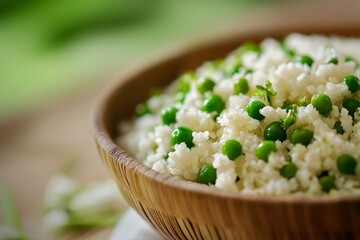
[[296, 55, 314, 67], [326, 57, 338, 65], [345, 56, 360, 68], [334, 121, 344, 135], [280, 41, 295, 57], [253, 80, 276, 104], [282, 108, 297, 129], [282, 102, 295, 112], [345, 56, 354, 62], [244, 69, 253, 75], [298, 96, 308, 107]]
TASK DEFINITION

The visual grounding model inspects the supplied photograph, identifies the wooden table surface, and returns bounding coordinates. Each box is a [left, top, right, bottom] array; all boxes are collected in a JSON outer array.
[[0, 0, 359, 239], [0, 85, 112, 239]]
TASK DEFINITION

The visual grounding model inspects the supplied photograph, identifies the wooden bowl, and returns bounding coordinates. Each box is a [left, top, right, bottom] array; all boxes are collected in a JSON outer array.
[[92, 26, 360, 240]]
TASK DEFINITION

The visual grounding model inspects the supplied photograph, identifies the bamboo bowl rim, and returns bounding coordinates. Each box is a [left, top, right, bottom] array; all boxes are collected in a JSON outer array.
[[91, 26, 360, 205]]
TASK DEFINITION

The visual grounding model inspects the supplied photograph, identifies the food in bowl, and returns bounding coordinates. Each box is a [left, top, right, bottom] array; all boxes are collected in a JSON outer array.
[[118, 33, 360, 196]]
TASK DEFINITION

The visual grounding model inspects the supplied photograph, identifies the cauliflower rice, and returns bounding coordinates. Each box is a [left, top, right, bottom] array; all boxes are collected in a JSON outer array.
[[118, 33, 360, 196]]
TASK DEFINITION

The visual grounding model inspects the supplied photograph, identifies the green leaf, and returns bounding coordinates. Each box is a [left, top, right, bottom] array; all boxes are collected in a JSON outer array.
[[256, 85, 266, 90], [66, 211, 121, 229], [254, 80, 276, 104], [298, 96, 308, 107], [0, 187, 27, 240], [282, 107, 297, 130]]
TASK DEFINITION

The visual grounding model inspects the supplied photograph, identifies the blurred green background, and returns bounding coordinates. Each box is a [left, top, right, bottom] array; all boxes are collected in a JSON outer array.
[[0, 0, 279, 121]]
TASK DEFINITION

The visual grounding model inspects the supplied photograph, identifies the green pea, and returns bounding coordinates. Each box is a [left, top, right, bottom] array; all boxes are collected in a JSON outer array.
[[176, 72, 195, 93], [343, 99, 360, 117], [205, 59, 225, 72], [222, 139, 242, 160], [337, 154, 357, 175], [196, 163, 217, 185], [334, 121, 344, 135], [237, 42, 262, 57], [344, 75, 360, 93], [264, 121, 287, 142], [136, 103, 151, 117], [202, 94, 225, 116], [161, 107, 178, 125], [256, 140, 277, 162], [210, 59, 225, 69], [234, 77, 249, 95], [280, 162, 298, 179], [229, 63, 241, 76], [296, 55, 314, 67], [290, 128, 313, 146], [171, 126, 194, 148], [311, 93, 332, 115], [326, 57, 338, 65], [319, 176, 335, 193], [246, 100, 265, 120], [197, 77, 216, 94], [175, 92, 186, 103], [177, 79, 190, 93]]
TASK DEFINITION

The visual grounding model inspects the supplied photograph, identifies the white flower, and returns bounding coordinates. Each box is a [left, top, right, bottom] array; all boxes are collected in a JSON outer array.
[[40, 209, 68, 237], [43, 174, 78, 209], [68, 180, 127, 218]]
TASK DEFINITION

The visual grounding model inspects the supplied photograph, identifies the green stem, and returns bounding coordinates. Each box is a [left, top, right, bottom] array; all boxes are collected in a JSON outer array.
[[0, 186, 27, 239]]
